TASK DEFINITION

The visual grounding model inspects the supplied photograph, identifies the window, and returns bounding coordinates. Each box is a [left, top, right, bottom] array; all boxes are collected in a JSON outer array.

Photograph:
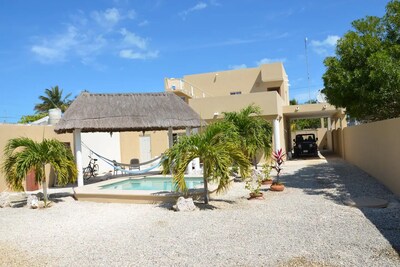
[[230, 91, 242, 95], [268, 87, 280, 93]]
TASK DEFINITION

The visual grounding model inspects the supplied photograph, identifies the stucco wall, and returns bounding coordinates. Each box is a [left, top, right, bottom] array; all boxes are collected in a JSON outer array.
[[81, 132, 121, 175], [341, 118, 400, 195], [119, 131, 169, 164], [332, 129, 343, 158], [182, 64, 286, 99], [189, 91, 282, 120], [0, 124, 73, 191]]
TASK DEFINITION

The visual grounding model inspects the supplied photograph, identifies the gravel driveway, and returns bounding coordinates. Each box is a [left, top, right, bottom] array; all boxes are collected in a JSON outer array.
[[1, 156, 399, 266]]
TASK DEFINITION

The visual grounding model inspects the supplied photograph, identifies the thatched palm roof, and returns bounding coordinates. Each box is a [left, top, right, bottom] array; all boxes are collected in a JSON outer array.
[[54, 92, 204, 133]]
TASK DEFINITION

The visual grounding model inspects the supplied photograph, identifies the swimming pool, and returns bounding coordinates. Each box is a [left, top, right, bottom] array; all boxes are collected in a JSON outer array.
[[100, 177, 204, 191]]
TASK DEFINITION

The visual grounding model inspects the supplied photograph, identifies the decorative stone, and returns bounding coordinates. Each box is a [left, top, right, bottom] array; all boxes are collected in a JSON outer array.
[[173, 197, 198, 212], [27, 194, 39, 209], [36, 192, 44, 200], [38, 201, 46, 209], [0, 192, 10, 208], [9, 193, 27, 208], [343, 197, 389, 208]]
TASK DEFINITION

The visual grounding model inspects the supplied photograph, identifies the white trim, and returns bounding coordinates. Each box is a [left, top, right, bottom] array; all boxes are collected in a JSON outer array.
[[273, 118, 281, 152], [73, 129, 84, 187]]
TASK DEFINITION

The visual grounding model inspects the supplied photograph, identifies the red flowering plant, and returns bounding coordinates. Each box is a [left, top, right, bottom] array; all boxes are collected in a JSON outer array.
[[272, 148, 286, 185]]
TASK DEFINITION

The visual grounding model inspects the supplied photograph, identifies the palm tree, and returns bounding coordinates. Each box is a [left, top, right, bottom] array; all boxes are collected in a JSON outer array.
[[222, 104, 273, 167], [34, 86, 72, 113], [162, 122, 250, 204], [2, 137, 77, 204]]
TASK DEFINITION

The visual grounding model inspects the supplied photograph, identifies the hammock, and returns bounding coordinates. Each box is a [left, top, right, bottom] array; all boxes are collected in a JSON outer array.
[[112, 160, 162, 175], [82, 142, 164, 175]]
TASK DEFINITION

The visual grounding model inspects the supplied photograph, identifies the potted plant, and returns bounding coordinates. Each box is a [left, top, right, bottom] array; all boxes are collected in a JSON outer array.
[[261, 162, 273, 185], [245, 169, 264, 199], [270, 148, 285, 191]]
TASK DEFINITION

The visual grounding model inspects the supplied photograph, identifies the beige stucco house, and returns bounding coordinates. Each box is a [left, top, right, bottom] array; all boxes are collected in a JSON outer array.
[[165, 62, 346, 156]]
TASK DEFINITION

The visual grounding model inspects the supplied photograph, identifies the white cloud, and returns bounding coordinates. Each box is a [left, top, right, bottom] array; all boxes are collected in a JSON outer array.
[[31, 8, 158, 65], [91, 8, 120, 28], [138, 20, 149, 27], [189, 2, 208, 11], [91, 8, 135, 29], [209, 0, 221, 6], [120, 28, 147, 50], [31, 46, 64, 63], [274, 32, 290, 39], [180, 2, 208, 18], [229, 64, 247, 70], [31, 26, 81, 63], [119, 49, 159, 60], [256, 57, 286, 66], [310, 35, 340, 55]]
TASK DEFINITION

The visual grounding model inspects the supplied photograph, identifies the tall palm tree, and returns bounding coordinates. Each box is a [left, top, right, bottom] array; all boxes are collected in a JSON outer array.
[[222, 104, 273, 166], [162, 122, 250, 204], [34, 86, 72, 113], [2, 137, 77, 204]]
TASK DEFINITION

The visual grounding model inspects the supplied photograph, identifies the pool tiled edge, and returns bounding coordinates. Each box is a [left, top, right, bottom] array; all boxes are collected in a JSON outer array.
[[73, 176, 210, 204]]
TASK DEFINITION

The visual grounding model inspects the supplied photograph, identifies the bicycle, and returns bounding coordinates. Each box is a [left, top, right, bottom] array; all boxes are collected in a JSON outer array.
[[83, 155, 99, 180]]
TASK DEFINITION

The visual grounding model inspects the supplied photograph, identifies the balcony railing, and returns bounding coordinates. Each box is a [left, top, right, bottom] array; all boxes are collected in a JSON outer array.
[[164, 78, 211, 98]]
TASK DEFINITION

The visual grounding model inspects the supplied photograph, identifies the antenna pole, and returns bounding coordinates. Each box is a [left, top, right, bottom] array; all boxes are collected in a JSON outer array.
[[305, 37, 311, 102]]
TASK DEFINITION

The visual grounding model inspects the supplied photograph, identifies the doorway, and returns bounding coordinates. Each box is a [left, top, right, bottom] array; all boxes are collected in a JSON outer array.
[[139, 136, 151, 162]]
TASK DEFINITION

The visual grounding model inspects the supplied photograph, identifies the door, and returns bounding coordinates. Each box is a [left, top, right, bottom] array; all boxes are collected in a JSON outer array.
[[139, 136, 151, 162]]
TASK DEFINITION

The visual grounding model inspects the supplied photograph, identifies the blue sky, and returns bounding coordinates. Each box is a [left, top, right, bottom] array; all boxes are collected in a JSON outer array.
[[0, 0, 389, 122]]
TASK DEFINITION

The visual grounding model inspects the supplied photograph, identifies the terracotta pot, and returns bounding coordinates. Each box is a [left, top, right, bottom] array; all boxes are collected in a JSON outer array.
[[261, 179, 273, 185], [270, 184, 285, 191], [249, 192, 264, 199]]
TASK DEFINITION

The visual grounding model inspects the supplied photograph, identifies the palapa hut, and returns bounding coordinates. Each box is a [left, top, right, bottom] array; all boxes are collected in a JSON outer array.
[[55, 92, 204, 186]]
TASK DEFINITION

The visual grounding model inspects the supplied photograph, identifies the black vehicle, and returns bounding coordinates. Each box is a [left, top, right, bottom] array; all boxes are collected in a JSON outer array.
[[293, 134, 318, 157]]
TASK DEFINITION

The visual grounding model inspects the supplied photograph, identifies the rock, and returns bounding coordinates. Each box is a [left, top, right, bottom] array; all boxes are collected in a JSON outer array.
[[173, 197, 198, 212], [27, 194, 39, 209], [36, 192, 44, 200], [9, 193, 27, 208], [0, 192, 11, 208], [38, 201, 45, 209]]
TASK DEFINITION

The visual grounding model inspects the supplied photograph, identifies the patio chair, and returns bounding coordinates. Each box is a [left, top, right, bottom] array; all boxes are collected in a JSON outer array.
[[113, 160, 125, 175], [129, 158, 140, 170]]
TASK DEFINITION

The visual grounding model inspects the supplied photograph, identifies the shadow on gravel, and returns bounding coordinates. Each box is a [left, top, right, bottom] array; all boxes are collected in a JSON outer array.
[[156, 198, 236, 211], [48, 192, 75, 203], [283, 154, 400, 255], [156, 202, 219, 211]]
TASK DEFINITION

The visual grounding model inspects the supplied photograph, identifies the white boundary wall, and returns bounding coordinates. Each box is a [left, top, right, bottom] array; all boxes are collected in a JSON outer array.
[[82, 132, 121, 175]]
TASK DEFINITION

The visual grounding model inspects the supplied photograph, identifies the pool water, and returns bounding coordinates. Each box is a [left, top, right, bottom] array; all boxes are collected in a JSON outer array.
[[100, 177, 204, 191]]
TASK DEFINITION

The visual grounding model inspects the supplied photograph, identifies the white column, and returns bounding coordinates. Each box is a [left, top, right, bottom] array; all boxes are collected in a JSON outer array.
[[73, 129, 84, 187], [168, 127, 173, 148], [273, 117, 281, 152], [327, 117, 333, 151]]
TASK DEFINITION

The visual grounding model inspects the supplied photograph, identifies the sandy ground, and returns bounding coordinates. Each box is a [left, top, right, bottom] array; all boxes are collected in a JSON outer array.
[[0, 155, 399, 267]]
